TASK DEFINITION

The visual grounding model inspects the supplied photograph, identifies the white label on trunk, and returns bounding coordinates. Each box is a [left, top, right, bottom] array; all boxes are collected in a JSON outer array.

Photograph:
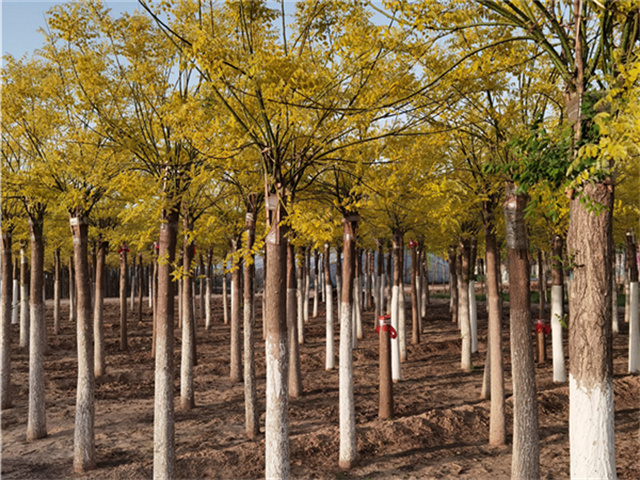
[[69, 217, 79, 226]]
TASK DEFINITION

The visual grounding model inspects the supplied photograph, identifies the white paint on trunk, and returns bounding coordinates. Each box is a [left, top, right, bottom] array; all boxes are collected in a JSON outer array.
[[265, 337, 289, 479], [304, 270, 310, 323], [222, 273, 229, 325], [551, 285, 566, 383], [20, 249, 29, 348], [12, 279, 18, 325], [416, 272, 422, 332], [297, 283, 304, 345], [624, 281, 630, 324], [313, 270, 319, 318], [355, 278, 363, 340], [205, 277, 212, 329], [390, 285, 401, 381], [469, 280, 478, 353], [399, 282, 406, 362], [339, 302, 356, 468], [628, 281, 639, 373], [459, 279, 471, 371], [325, 284, 334, 370], [611, 273, 618, 335], [148, 271, 153, 308], [27, 301, 46, 440], [569, 374, 616, 479]]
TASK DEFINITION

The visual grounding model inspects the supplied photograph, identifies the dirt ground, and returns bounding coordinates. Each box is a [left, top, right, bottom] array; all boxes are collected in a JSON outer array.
[[1, 291, 639, 479]]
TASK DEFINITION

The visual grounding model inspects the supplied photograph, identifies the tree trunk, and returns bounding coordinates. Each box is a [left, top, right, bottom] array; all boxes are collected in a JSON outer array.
[[567, 181, 616, 478], [287, 241, 302, 398], [297, 246, 305, 345], [27, 210, 47, 441], [398, 241, 407, 362], [422, 248, 430, 309], [53, 248, 61, 335], [1, 230, 13, 409], [230, 238, 242, 384], [448, 247, 458, 324], [339, 215, 358, 469], [374, 240, 383, 321], [119, 249, 128, 351], [205, 249, 213, 330], [336, 250, 342, 320], [19, 247, 30, 349], [458, 238, 472, 372], [391, 233, 402, 382], [94, 241, 107, 378], [263, 197, 290, 480], [354, 249, 362, 343], [70, 213, 96, 473], [385, 244, 392, 314], [151, 252, 158, 359], [625, 232, 639, 373], [243, 208, 259, 437], [153, 207, 179, 479], [180, 221, 196, 410], [537, 249, 545, 319], [469, 238, 478, 354], [222, 260, 229, 325], [69, 256, 76, 326], [12, 258, 18, 326], [324, 243, 335, 370], [485, 224, 506, 446], [378, 312, 393, 419], [410, 244, 420, 345], [550, 235, 566, 383], [304, 248, 310, 324], [313, 250, 319, 318], [504, 183, 539, 480], [138, 253, 144, 325], [416, 247, 422, 333], [198, 254, 205, 324], [612, 255, 619, 335]]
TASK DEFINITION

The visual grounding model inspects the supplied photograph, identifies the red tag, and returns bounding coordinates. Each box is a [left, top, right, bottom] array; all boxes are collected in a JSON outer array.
[[408, 240, 418, 248], [535, 320, 550, 335], [118, 243, 129, 255], [376, 315, 397, 338]]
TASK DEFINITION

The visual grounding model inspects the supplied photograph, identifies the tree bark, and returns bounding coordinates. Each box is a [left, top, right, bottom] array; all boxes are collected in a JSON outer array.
[[27, 209, 47, 441], [378, 312, 393, 419], [19, 246, 30, 349], [458, 238, 472, 372], [70, 213, 96, 473], [94, 241, 107, 378], [180, 221, 196, 410], [287, 241, 302, 398], [153, 207, 179, 480], [374, 240, 383, 321], [313, 249, 319, 318], [448, 247, 458, 324], [485, 224, 506, 446], [504, 183, 539, 480], [264, 197, 290, 480], [398, 243, 406, 362], [297, 246, 305, 345], [138, 253, 144, 325], [222, 261, 229, 325], [151, 251, 158, 359], [230, 238, 242, 384], [119, 248, 128, 351], [339, 215, 357, 469], [410, 243, 420, 345], [324, 243, 335, 370], [304, 248, 310, 324], [469, 238, 478, 354], [243, 208, 259, 437], [205, 249, 213, 330], [551, 235, 566, 383], [354, 249, 362, 344], [53, 248, 61, 335], [69, 255, 76, 326], [1, 230, 14, 409], [567, 181, 616, 478], [391, 233, 402, 382]]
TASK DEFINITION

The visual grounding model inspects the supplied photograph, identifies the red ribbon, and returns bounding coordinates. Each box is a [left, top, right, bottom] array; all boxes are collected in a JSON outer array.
[[408, 240, 418, 248], [376, 315, 397, 338], [118, 244, 129, 254], [535, 320, 550, 335]]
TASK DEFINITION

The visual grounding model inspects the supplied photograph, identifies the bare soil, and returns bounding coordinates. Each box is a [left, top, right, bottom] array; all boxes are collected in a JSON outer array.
[[2, 291, 639, 479]]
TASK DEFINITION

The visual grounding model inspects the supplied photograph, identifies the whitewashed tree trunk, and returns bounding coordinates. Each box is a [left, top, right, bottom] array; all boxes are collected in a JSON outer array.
[[313, 251, 319, 318], [416, 263, 422, 332], [70, 214, 96, 473], [303, 251, 310, 323], [1, 231, 14, 409], [222, 265, 229, 325], [628, 281, 639, 373], [611, 262, 618, 335], [297, 273, 304, 345], [398, 279, 407, 362], [19, 248, 29, 349], [27, 212, 47, 441], [355, 275, 363, 340], [339, 216, 357, 470], [53, 249, 61, 335], [391, 285, 401, 381], [69, 256, 76, 325], [551, 285, 566, 382], [325, 244, 335, 370], [12, 275, 19, 326], [567, 182, 615, 480], [469, 280, 478, 353], [459, 270, 471, 371], [93, 242, 106, 378]]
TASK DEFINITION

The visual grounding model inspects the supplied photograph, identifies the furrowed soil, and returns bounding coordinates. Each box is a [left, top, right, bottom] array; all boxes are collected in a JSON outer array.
[[2, 289, 639, 479]]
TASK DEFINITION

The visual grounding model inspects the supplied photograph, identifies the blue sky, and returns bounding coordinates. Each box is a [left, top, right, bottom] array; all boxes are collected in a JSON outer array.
[[1, 1, 138, 60]]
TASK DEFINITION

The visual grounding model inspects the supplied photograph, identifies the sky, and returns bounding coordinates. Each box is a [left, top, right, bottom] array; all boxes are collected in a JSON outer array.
[[1, 1, 138, 61]]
